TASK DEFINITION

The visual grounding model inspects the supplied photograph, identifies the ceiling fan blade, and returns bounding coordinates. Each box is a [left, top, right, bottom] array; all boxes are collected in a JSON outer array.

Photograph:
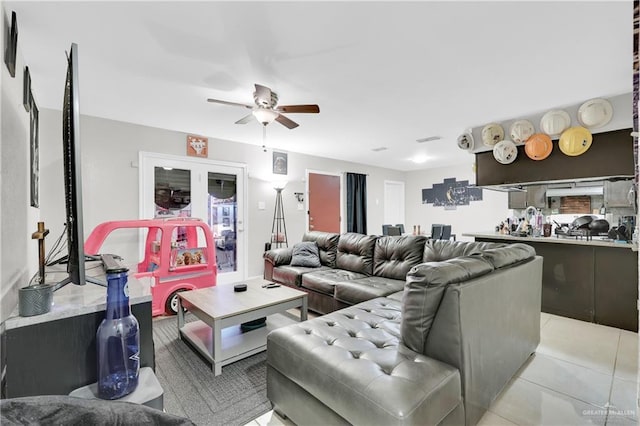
[[276, 104, 320, 114], [254, 84, 272, 100], [207, 98, 253, 109], [235, 114, 255, 125], [275, 113, 299, 129]]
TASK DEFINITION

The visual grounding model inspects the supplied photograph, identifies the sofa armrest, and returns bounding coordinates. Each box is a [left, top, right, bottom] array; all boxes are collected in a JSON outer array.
[[264, 247, 293, 266], [263, 248, 293, 281]]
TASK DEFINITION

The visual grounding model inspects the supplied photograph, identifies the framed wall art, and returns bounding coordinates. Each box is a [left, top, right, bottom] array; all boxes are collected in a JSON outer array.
[[30, 94, 39, 207], [4, 11, 17, 77], [186, 134, 208, 158], [273, 151, 288, 175], [23, 66, 30, 111]]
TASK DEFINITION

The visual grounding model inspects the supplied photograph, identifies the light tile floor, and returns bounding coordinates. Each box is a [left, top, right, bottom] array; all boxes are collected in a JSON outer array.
[[245, 313, 639, 426]]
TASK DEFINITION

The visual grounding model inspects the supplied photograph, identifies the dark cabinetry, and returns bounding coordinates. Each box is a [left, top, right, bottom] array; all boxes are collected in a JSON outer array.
[[476, 129, 634, 187], [3, 302, 154, 398], [531, 242, 595, 322], [475, 237, 638, 331], [594, 248, 639, 331]]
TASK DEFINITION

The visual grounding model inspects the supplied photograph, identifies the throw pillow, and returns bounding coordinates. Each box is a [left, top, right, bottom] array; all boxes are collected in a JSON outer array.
[[290, 242, 321, 268]]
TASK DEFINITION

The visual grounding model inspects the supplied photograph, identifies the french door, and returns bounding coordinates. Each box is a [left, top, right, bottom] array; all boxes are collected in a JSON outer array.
[[140, 152, 246, 284]]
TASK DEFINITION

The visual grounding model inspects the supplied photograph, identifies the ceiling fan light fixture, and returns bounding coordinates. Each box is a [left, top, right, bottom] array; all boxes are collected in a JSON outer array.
[[253, 108, 279, 125]]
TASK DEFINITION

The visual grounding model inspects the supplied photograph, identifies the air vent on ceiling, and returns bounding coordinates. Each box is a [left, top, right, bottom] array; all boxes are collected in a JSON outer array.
[[371, 147, 388, 152], [416, 136, 442, 143]]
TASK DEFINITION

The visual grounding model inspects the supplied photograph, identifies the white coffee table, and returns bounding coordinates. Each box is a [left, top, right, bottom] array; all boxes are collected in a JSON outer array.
[[177, 278, 307, 375]]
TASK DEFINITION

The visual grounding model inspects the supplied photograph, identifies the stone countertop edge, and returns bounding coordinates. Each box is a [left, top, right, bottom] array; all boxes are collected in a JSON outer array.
[[462, 232, 638, 251], [4, 275, 152, 330]]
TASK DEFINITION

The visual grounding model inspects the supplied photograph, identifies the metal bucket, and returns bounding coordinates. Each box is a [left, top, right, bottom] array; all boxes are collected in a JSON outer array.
[[18, 284, 53, 317]]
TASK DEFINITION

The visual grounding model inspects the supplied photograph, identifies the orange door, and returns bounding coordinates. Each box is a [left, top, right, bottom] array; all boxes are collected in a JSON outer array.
[[308, 173, 340, 233]]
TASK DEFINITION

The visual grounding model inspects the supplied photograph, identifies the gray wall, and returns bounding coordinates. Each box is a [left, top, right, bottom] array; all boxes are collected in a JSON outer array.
[[404, 161, 510, 240], [38, 109, 406, 278], [1, 6, 40, 323]]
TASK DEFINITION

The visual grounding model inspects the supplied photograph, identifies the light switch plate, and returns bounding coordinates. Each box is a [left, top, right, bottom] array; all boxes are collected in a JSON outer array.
[[258, 201, 266, 210]]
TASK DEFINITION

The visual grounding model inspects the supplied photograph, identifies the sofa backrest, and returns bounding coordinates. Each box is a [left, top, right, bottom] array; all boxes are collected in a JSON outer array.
[[402, 241, 537, 355], [302, 231, 340, 268], [423, 240, 504, 262], [336, 233, 377, 275], [373, 235, 427, 280], [400, 256, 495, 355]]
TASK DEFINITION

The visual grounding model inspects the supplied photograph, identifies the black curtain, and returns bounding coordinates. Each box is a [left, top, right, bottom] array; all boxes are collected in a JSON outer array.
[[346, 173, 367, 234]]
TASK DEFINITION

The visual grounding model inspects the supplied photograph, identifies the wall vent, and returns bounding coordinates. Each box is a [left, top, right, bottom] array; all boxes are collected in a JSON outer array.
[[416, 136, 442, 143]]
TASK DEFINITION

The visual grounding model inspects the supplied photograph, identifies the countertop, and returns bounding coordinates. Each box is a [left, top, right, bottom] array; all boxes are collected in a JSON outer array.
[[462, 232, 638, 250], [5, 264, 152, 330]]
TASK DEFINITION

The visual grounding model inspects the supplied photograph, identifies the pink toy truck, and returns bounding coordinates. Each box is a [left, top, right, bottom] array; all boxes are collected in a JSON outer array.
[[85, 218, 217, 316]]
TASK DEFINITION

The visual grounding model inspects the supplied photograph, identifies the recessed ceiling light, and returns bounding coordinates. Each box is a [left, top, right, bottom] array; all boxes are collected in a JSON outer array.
[[416, 136, 442, 143], [410, 155, 429, 164], [371, 147, 388, 152]]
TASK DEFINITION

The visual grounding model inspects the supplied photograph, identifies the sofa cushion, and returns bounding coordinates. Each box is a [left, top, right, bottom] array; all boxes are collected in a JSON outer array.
[[302, 231, 340, 268], [479, 243, 536, 269], [267, 299, 462, 425], [373, 235, 427, 280], [302, 269, 367, 296], [334, 276, 405, 305], [401, 257, 494, 355], [336, 233, 377, 275], [290, 242, 321, 267], [273, 265, 330, 287], [423, 239, 504, 262]]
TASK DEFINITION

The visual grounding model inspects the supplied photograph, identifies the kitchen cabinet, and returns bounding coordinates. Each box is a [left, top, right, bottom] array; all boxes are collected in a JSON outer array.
[[508, 191, 527, 209], [472, 235, 638, 331], [1, 276, 155, 398], [507, 185, 547, 209], [594, 248, 638, 331], [604, 179, 634, 208], [530, 242, 595, 322], [475, 128, 634, 186], [526, 185, 547, 208]]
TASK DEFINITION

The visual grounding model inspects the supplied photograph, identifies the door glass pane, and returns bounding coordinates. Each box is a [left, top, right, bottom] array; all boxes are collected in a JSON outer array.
[[154, 167, 191, 216], [208, 173, 237, 273], [154, 167, 191, 247]]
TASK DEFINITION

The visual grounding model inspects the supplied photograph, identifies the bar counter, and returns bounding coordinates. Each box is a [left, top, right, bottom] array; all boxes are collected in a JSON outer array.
[[463, 232, 638, 332], [462, 232, 637, 250]]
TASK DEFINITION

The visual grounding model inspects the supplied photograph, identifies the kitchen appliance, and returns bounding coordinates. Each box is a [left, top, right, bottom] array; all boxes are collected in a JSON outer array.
[[554, 216, 610, 241], [588, 219, 610, 233], [619, 215, 636, 230], [570, 215, 596, 230]]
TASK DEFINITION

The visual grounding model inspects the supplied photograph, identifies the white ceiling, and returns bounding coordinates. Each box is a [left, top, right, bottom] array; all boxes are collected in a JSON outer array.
[[6, 1, 633, 171]]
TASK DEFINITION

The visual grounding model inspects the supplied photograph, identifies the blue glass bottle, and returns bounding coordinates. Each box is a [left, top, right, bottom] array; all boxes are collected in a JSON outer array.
[[96, 268, 140, 399]]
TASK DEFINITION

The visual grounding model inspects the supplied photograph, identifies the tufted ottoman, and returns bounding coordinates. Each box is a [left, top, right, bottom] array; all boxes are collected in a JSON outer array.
[[267, 298, 463, 425]]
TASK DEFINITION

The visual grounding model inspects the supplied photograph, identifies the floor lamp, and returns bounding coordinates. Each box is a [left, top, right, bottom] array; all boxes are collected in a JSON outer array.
[[271, 183, 288, 248]]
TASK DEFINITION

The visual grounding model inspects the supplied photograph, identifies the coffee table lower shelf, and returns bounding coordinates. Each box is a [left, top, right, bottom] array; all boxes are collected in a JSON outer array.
[[179, 314, 296, 373]]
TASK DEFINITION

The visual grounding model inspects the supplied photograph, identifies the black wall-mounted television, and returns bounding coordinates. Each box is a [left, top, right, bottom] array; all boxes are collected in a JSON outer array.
[[52, 43, 103, 290]]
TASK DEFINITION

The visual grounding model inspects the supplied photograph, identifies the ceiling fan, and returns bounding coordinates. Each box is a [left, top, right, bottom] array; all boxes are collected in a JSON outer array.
[[207, 84, 320, 129]]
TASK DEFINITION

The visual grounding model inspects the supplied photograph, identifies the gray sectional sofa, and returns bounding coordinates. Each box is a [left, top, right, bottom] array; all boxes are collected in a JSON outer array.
[[264, 232, 428, 314], [264, 232, 543, 425]]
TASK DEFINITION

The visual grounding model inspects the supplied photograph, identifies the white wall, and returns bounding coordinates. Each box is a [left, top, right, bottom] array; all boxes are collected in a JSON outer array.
[[1, 6, 40, 322], [404, 160, 509, 240], [38, 110, 406, 278]]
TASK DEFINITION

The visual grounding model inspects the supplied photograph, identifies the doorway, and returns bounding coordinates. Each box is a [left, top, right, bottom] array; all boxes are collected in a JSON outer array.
[[140, 152, 246, 284], [307, 171, 342, 233], [384, 180, 405, 230]]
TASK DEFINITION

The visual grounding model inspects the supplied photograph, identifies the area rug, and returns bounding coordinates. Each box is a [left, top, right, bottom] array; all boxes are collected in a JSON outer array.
[[152, 314, 272, 426]]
